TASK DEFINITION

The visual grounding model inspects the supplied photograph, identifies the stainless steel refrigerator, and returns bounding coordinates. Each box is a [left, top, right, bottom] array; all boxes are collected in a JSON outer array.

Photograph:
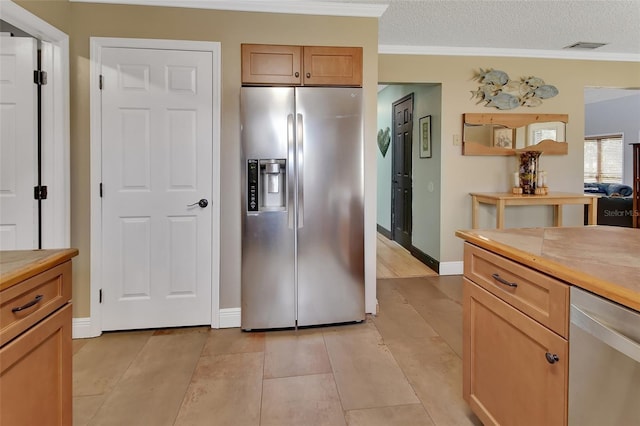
[[240, 87, 364, 330]]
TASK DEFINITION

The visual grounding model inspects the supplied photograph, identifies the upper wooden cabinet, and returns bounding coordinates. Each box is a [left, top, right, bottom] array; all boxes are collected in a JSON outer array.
[[241, 44, 362, 87], [241, 44, 302, 86], [302, 46, 362, 86]]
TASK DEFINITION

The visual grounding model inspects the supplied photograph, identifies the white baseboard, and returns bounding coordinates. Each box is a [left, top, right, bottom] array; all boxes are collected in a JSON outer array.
[[219, 308, 241, 328], [73, 311, 241, 337], [72, 317, 100, 339], [439, 261, 463, 276]]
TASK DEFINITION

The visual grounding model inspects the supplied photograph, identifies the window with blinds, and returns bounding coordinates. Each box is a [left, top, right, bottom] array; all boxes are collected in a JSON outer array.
[[584, 135, 623, 183]]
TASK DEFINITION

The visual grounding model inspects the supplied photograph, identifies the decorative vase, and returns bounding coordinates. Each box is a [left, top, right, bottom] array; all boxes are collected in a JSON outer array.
[[518, 151, 541, 195]]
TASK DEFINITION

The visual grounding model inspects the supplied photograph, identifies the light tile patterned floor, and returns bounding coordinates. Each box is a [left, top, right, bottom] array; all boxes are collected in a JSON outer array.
[[73, 235, 480, 425]]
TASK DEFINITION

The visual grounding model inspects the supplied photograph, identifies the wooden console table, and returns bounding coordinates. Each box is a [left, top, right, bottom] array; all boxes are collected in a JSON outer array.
[[470, 192, 598, 229]]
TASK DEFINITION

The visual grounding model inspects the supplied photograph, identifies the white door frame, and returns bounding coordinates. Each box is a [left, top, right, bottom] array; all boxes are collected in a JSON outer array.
[[90, 37, 221, 337], [0, 1, 70, 248]]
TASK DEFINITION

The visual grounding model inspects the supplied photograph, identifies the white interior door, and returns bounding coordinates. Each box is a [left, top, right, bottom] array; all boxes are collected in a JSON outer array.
[[100, 46, 213, 330], [0, 36, 37, 249]]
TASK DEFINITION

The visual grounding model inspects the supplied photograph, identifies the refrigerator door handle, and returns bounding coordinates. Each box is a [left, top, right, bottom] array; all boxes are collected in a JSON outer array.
[[287, 113, 295, 229], [297, 113, 304, 228]]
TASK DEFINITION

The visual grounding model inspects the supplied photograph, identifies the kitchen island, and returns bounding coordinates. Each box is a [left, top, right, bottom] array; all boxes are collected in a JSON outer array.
[[456, 226, 640, 426], [456, 225, 640, 311], [1, 248, 78, 426]]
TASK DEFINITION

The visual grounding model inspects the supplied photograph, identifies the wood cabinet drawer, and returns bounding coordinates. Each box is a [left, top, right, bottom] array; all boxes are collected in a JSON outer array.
[[464, 243, 569, 337], [0, 260, 71, 346]]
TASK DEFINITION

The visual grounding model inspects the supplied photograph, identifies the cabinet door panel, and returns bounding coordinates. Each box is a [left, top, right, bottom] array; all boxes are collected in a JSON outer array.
[[1, 304, 72, 426], [241, 44, 302, 85], [303, 46, 362, 87], [463, 278, 567, 426]]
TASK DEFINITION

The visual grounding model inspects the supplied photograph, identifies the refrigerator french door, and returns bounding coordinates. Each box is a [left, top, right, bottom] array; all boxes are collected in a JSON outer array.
[[240, 87, 364, 330]]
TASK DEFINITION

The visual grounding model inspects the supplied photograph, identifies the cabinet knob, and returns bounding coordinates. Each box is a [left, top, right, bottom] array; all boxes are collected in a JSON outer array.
[[295, 72, 299, 78], [545, 352, 559, 364], [306, 72, 311, 78]]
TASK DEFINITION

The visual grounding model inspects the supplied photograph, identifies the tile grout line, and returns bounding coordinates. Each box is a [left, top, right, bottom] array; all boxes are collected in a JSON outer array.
[[76, 331, 155, 426], [170, 330, 210, 426], [367, 317, 438, 424], [320, 328, 349, 425], [259, 339, 266, 426]]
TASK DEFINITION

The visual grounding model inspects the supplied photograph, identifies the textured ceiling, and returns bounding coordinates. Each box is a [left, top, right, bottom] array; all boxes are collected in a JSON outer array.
[[329, 0, 640, 60]]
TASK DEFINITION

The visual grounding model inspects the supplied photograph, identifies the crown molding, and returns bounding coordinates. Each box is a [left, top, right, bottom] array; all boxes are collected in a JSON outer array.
[[379, 44, 640, 63], [69, 0, 388, 17], [0, 0, 68, 40]]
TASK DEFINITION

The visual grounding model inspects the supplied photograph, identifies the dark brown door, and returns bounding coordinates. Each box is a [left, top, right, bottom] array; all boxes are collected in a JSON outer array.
[[391, 94, 413, 250]]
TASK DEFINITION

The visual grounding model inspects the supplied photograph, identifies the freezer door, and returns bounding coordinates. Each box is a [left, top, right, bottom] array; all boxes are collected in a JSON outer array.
[[295, 87, 365, 326], [240, 87, 296, 329]]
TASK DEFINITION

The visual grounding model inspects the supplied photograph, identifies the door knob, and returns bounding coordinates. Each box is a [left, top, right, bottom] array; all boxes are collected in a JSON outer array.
[[187, 199, 208, 208], [545, 352, 559, 364]]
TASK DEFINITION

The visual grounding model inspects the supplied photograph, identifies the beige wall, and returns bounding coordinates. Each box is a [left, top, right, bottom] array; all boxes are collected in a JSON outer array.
[[12, 1, 640, 317], [379, 54, 640, 263], [15, 0, 70, 33], [14, 2, 379, 318]]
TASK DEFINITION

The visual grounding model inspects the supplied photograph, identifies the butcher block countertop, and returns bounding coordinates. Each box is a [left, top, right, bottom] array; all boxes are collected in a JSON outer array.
[[0, 248, 78, 291], [456, 226, 640, 312]]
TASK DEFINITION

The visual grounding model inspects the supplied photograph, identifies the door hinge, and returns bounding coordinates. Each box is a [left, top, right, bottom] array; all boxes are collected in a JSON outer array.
[[99, 182, 103, 198], [99, 289, 103, 303], [99, 74, 103, 90], [33, 70, 48, 85], [33, 185, 48, 200]]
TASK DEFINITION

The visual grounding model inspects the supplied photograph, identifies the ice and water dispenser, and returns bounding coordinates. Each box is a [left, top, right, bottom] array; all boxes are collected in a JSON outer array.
[[247, 159, 286, 212]]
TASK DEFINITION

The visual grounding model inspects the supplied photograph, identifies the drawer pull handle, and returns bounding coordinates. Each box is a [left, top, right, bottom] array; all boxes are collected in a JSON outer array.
[[12, 294, 44, 313], [491, 273, 518, 288], [545, 352, 559, 364]]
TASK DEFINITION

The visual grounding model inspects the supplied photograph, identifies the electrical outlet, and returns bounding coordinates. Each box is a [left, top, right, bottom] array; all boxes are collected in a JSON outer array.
[[453, 134, 461, 146]]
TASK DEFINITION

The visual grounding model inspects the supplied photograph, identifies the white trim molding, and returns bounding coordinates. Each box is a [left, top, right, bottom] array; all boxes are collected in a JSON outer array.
[[379, 44, 640, 63], [70, 0, 387, 17], [219, 308, 241, 328], [72, 317, 98, 339], [439, 261, 463, 276], [218, 308, 241, 328], [0, 1, 71, 248]]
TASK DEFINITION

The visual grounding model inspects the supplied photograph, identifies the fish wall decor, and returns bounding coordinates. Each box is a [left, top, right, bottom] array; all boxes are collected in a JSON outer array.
[[470, 68, 559, 110]]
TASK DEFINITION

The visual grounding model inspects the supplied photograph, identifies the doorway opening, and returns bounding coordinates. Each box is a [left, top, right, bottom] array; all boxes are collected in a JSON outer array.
[[376, 83, 442, 273], [0, 4, 70, 250]]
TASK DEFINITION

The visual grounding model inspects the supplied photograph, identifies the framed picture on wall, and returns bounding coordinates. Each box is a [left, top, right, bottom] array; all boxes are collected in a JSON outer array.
[[419, 115, 432, 158], [492, 127, 515, 148]]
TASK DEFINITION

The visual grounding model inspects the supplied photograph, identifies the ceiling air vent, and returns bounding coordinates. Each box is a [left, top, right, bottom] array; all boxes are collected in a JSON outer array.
[[564, 42, 608, 50]]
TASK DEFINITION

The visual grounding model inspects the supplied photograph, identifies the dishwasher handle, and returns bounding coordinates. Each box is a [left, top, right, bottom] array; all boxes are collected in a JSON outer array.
[[571, 304, 640, 363]]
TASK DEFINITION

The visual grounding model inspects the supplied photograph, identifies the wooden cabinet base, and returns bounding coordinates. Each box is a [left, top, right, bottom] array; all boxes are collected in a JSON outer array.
[[463, 279, 567, 425], [1, 304, 72, 426]]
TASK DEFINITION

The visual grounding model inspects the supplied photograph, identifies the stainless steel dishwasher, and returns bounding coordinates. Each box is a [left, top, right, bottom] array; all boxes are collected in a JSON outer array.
[[569, 287, 640, 425]]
